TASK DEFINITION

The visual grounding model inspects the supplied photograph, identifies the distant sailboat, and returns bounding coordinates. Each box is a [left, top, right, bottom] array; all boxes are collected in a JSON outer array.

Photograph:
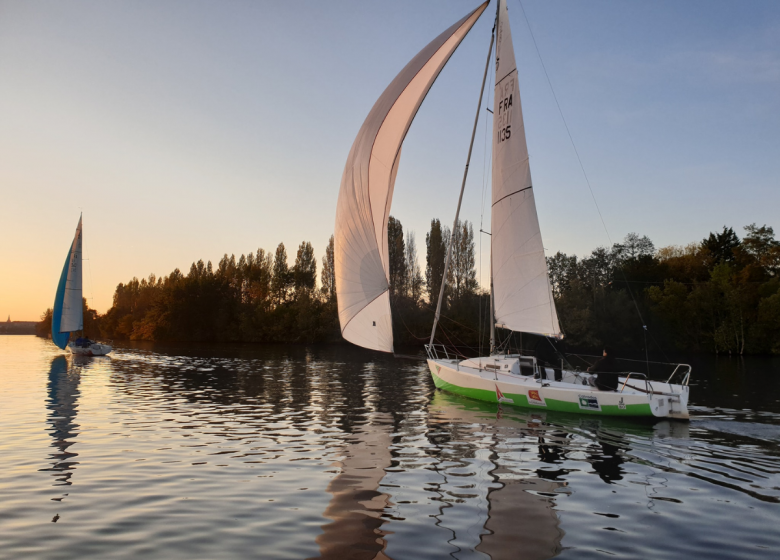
[[51, 216, 111, 356], [335, 1, 691, 419]]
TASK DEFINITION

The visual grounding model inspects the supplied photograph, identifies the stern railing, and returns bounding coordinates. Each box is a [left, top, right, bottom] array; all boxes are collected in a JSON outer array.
[[666, 364, 692, 386], [618, 372, 651, 394], [425, 344, 456, 361]]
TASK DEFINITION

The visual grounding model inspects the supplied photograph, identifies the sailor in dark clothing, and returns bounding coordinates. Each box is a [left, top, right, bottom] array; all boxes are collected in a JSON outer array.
[[587, 347, 620, 391], [73, 337, 92, 348]]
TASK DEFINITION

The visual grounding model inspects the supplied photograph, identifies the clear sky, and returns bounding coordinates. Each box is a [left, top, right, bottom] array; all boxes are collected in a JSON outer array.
[[1, 0, 778, 320]]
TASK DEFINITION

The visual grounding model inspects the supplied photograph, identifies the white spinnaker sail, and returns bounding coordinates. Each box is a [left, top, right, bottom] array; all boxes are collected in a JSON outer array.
[[335, 2, 488, 353], [491, 0, 560, 337], [60, 216, 83, 333]]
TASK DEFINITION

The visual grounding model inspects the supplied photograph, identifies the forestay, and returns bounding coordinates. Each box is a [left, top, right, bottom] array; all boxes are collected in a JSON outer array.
[[52, 216, 83, 349], [335, 2, 488, 352], [491, 0, 560, 337]]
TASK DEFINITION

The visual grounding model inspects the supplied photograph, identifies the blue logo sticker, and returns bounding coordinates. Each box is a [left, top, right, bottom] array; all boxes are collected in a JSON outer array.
[[578, 395, 601, 411]]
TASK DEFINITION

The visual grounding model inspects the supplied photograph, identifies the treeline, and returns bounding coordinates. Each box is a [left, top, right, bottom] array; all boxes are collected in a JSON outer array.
[[99, 241, 340, 343], [91, 216, 482, 346], [36, 220, 780, 355], [549, 225, 780, 355]]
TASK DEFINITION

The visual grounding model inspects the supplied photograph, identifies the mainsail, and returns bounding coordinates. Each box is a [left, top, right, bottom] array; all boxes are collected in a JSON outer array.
[[335, 3, 488, 352], [52, 216, 83, 349], [491, 0, 560, 337]]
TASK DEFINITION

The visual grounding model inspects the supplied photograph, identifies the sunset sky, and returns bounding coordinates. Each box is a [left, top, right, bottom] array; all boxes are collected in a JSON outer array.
[[1, 0, 778, 320]]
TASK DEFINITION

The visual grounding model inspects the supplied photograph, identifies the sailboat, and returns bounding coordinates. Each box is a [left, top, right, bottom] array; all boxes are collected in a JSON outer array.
[[51, 216, 112, 356], [334, 1, 690, 419]]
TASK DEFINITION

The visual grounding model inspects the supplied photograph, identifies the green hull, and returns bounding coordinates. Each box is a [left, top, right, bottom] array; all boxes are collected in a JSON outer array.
[[431, 371, 654, 418]]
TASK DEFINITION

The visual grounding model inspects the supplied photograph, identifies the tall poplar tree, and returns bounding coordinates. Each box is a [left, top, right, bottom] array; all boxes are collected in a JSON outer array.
[[293, 241, 317, 298], [426, 219, 449, 305], [405, 230, 424, 304], [387, 216, 407, 298], [321, 235, 336, 302], [272, 243, 290, 305], [249, 248, 273, 308], [450, 219, 477, 301]]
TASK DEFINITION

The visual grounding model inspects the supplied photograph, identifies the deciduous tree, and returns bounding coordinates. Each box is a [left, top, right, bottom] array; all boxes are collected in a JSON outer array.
[[387, 216, 407, 298], [405, 230, 424, 304], [272, 243, 290, 305], [426, 219, 449, 305], [293, 241, 317, 298]]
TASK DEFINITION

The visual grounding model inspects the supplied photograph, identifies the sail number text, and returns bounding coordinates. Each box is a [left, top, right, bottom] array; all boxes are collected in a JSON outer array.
[[496, 89, 513, 144]]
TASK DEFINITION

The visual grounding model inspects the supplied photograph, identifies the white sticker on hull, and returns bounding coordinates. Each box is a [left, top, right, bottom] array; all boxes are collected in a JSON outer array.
[[578, 395, 601, 411], [496, 384, 514, 404], [527, 389, 546, 407]]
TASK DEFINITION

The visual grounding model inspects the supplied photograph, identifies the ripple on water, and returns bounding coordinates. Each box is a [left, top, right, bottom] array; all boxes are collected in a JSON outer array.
[[1, 336, 779, 559]]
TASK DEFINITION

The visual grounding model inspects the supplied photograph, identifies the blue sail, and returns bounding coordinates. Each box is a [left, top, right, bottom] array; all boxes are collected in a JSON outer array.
[[51, 251, 73, 350]]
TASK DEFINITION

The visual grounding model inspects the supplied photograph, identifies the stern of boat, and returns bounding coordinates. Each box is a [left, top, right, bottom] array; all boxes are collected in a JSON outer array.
[[648, 383, 690, 420], [621, 366, 691, 420], [68, 342, 112, 357]]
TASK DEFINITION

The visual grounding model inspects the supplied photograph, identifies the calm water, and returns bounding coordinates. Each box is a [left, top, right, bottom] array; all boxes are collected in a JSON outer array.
[[2, 335, 780, 559]]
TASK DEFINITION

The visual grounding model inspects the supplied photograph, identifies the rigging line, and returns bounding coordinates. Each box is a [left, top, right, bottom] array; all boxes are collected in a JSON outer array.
[[437, 322, 470, 353], [430, 26, 495, 346], [515, 0, 612, 245], [516, 0, 653, 360], [439, 326, 469, 359], [479, 62, 494, 359], [545, 336, 573, 369], [420, 300, 486, 336], [568, 353, 682, 367], [395, 304, 432, 342]]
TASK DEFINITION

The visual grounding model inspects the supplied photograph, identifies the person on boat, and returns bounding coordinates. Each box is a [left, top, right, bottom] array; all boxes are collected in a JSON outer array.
[[74, 336, 93, 348], [586, 347, 619, 391]]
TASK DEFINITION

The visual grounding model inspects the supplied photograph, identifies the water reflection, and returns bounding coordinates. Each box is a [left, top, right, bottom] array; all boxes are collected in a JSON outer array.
[[7, 339, 776, 559], [41, 356, 81, 490], [428, 393, 566, 560], [313, 413, 393, 560], [479, 478, 565, 560], [588, 435, 625, 484]]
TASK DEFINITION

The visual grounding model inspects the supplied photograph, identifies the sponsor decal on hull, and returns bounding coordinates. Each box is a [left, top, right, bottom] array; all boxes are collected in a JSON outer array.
[[578, 394, 601, 411], [618, 397, 626, 410], [527, 389, 546, 406], [495, 384, 514, 404]]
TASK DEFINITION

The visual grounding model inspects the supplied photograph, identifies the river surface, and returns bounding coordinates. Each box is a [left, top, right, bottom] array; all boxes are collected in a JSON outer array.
[[2, 335, 780, 559]]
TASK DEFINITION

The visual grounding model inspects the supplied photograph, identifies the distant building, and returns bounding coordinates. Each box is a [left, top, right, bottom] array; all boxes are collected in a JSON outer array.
[[0, 319, 38, 335]]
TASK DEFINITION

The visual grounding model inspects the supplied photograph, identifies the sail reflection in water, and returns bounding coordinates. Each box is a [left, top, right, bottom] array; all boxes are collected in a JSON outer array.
[[314, 413, 393, 560], [427, 393, 565, 560], [41, 356, 81, 491], [3, 338, 779, 559]]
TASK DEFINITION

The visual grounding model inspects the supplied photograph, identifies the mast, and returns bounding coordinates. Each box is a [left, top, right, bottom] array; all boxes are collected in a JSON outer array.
[[489, 0, 499, 356], [490, 249, 496, 354], [429, 27, 495, 347]]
